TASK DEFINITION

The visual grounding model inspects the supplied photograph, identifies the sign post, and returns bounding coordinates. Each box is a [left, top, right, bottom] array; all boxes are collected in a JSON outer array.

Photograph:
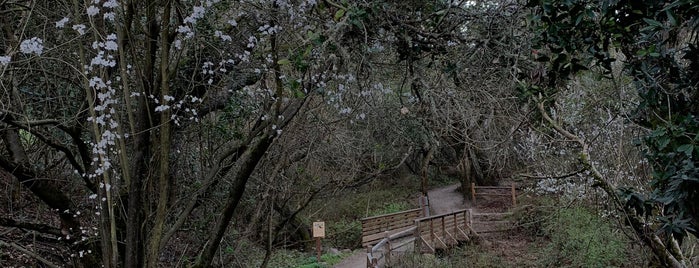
[[312, 221, 325, 263]]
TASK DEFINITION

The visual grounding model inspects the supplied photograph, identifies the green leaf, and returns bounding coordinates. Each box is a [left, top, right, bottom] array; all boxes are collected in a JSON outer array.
[[642, 18, 663, 28], [658, 137, 670, 150], [650, 128, 667, 138], [334, 9, 346, 21], [277, 58, 291, 65], [666, 10, 678, 26], [676, 144, 694, 156]]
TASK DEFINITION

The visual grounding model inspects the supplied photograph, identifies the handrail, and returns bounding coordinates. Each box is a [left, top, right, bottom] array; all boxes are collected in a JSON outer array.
[[413, 209, 473, 254], [371, 226, 416, 252], [414, 208, 470, 221], [360, 208, 422, 221], [471, 183, 517, 206], [366, 226, 416, 267]]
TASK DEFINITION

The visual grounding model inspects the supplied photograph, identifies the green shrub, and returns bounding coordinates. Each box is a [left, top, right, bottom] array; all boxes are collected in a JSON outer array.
[[369, 202, 408, 216], [266, 249, 351, 268], [326, 219, 361, 248], [542, 206, 626, 267]]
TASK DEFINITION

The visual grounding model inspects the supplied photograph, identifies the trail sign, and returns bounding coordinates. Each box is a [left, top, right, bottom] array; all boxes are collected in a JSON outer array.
[[312, 221, 325, 238]]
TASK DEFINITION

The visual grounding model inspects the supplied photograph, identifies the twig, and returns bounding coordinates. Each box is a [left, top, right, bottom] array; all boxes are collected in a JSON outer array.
[[0, 239, 61, 268]]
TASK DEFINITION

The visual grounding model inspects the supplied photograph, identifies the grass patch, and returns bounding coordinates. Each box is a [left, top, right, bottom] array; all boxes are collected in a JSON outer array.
[[266, 249, 354, 268], [305, 176, 419, 249], [540, 206, 628, 267]]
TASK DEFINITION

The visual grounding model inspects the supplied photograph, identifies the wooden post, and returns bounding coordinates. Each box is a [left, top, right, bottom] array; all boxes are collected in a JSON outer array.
[[312, 221, 325, 263], [384, 237, 392, 265], [414, 219, 421, 253], [471, 182, 476, 204], [366, 245, 372, 268], [441, 217, 445, 245], [511, 183, 517, 207], [421, 196, 430, 217], [468, 209, 473, 227], [454, 214, 459, 243], [315, 237, 321, 263], [430, 218, 435, 247], [463, 210, 468, 230]]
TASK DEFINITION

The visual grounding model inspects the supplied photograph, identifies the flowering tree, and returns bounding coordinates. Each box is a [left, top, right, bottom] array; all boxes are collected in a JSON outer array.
[[524, 0, 698, 266], [0, 0, 535, 267]]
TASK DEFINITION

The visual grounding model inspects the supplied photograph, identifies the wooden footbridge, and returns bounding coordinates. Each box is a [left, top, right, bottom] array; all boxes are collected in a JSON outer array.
[[361, 184, 517, 267]]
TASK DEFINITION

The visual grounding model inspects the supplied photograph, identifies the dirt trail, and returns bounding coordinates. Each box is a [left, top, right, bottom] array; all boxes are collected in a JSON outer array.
[[427, 183, 466, 215], [333, 184, 465, 268], [332, 250, 366, 268]]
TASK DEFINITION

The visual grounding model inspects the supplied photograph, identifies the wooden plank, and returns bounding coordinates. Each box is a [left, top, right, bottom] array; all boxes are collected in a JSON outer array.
[[415, 209, 469, 222], [392, 237, 416, 250], [473, 193, 512, 196], [362, 219, 418, 233], [362, 213, 421, 228], [362, 226, 415, 246], [456, 226, 470, 241], [473, 186, 512, 189], [444, 230, 458, 245], [361, 211, 422, 234], [360, 208, 422, 222], [432, 232, 448, 249], [472, 212, 513, 216], [418, 235, 435, 253], [472, 220, 510, 225]]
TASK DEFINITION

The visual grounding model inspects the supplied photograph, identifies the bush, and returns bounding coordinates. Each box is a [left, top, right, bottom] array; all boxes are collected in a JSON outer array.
[[542, 206, 627, 267], [326, 219, 361, 249]]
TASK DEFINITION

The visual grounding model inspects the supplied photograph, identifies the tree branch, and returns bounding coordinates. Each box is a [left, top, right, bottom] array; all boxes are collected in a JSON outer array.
[[0, 217, 62, 236], [0, 239, 61, 268], [536, 96, 686, 268]]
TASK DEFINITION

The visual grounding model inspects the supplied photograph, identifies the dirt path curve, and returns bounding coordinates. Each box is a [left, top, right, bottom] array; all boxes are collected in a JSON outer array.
[[333, 183, 464, 268], [427, 183, 466, 215], [332, 250, 366, 268]]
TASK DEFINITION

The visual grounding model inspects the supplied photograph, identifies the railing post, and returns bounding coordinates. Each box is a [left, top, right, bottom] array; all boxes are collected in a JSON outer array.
[[468, 209, 473, 227], [511, 183, 517, 207], [366, 245, 372, 268], [414, 219, 421, 253], [471, 182, 476, 204], [453, 213, 458, 240], [423, 195, 430, 217], [430, 218, 435, 248], [384, 238, 392, 265], [441, 216, 445, 245]]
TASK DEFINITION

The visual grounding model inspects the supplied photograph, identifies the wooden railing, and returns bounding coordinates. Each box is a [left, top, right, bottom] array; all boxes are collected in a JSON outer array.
[[360, 208, 423, 247], [365, 226, 416, 268], [413, 209, 474, 254], [470, 183, 517, 207]]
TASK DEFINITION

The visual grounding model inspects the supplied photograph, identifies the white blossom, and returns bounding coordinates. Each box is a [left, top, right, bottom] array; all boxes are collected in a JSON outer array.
[[19, 37, 44, 56], [0, 56, 10, 66], [87, 5, 100, 16], [184, 5, 206, 24], [177, 25, 194, 39], [214, 31, 232, 42], [154, 105, 170, 112], [55, 17, 70, 28], [103, 0, 118, 8], [73, 24, 87, 35], [104, 40, 118, 51], [104, 12, 115, 21]]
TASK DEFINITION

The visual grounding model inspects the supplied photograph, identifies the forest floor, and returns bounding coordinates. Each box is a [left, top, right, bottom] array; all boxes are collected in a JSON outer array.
[[333, 183, 534, 267]]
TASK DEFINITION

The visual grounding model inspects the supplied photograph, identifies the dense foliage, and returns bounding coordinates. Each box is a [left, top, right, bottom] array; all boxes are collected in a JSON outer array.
[[526, 0, 698, 265]]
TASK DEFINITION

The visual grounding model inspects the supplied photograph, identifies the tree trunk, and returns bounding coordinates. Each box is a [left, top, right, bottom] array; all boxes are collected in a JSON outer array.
[[193, 134, 275, 268], [420, 146, 435, 195]]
